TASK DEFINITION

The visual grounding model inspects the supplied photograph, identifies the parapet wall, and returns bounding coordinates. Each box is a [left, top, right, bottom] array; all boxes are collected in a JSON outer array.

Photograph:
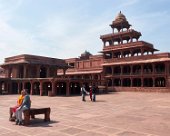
[[109, 87, 170, 93]]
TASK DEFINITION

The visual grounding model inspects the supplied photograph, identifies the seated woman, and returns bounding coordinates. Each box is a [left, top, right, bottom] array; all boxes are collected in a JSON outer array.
[[10, 90, 25, 121]]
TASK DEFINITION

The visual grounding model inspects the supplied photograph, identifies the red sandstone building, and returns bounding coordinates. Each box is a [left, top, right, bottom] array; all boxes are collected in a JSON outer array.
[[0, 12, 170, 95]]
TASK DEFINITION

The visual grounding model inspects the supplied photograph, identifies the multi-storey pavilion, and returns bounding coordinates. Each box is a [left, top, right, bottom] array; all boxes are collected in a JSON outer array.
[[101, 11, 170, 92]]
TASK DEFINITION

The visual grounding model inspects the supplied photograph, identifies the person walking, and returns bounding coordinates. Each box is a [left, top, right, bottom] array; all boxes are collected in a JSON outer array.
[[92, 84, 96, 102], [81, 84, 89, 101]]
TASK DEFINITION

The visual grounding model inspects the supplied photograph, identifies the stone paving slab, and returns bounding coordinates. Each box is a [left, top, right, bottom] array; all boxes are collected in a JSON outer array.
[[0, 92, 170, 136]]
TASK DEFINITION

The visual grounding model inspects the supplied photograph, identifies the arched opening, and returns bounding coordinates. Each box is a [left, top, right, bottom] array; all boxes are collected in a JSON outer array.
[[70, 82, 81, 95], [144, 64, 152, 74], [33, 82, 40, 95], [18, 66, 24, 78], [114, 78, 121, 86], [93, 75, 98, 80], [155, 63, 165, 74], [113, 52, 121, 58], [133, 78, 141, 87], [123, 65, 131, 75], [83, 75, 90, 79], [105, 67, 112, 75], [104, 52, 112, 59], [123, 51, 131, 58], [40, 66, 47, 78], [143, 78, 153, 87], [30, 66, 37, 78], [155, 77, 166, 87], [56, 82, 66, 95], [133, 65, 141, 75], [123, 78, 131, 87], [108, 79, 112, 87], [105, 41, 110, 46], [42, 82, 52, 96], [12, 82, 18, 94], [133, 49, 141, 56], [114, 41, 119, 45], [0, 81, 5, 94], [25, 82, 31, 94], [114, 66, 121, 75]]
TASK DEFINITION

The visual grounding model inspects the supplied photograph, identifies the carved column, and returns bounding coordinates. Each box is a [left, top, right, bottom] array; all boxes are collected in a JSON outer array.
[[22, 81, 26, 89], [30, 81, 33, 95], [152, 63, 155, 75], [66, 81, 70, 96], [152, 77, 155, 87], [23, 65, 27, 78], [120, 65, 123, 75], [63, 69, 67, 78], [130, 65, 133, 75], [51, 80, 55, 96], [141, 77, 143, 87], [141, 64, 143, 75], [39, 81, 43, 96], [17, 82, 21, 94]]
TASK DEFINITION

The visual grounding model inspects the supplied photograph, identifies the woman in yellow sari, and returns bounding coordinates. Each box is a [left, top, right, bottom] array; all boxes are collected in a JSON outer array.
[[12, 90, 25, 115]]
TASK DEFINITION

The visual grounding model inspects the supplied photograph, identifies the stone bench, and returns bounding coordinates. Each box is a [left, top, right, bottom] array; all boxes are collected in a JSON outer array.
[[9, 107, 51, 125]]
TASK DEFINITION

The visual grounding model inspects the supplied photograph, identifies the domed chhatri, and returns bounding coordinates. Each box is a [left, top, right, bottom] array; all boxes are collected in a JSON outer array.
[[80, 50, 92, 59], [115, 11, 127, 22]]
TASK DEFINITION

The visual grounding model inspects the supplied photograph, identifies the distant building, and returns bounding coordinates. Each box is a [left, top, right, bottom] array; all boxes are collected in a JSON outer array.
[[0, 11, 170, 95]]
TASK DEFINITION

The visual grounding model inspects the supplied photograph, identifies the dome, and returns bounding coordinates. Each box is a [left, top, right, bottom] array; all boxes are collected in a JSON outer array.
[[81, 50, 92, 57], [115, 11, 127, 22], [80, 50, 92, 59]]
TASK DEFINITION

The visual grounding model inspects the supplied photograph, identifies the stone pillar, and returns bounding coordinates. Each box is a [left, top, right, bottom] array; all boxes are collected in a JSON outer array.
[[120, 37, 123, 44], [103, 41, 106, 47], [152, 77, 155, 87], [141, 48, 144, 56], [121, 51, 123, 58], [39, 81, 43, 96], [141, 77, 143, 87], [165, 62, 169, 75], [51, 80, 55, 96], [22, 82, 26, 89], [120, 66, 123, 75], [66, 81, 70, 96], [63, 69, 66, 78], [23, 65, 27, 78], [130, 36, 133, 42], [111, 66, 113, 75], [7, 67, 12, 78], [30, 81, 33, 95], [121, 78, 123, 86], [152, 63, 155, 75], [18, 82, 21, 94], [130, 65, 133, 75], [141, 64, 143, 75]]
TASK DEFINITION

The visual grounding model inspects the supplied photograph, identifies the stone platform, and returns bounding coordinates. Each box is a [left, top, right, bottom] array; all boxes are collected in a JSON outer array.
[[0, 92, 170, 136]]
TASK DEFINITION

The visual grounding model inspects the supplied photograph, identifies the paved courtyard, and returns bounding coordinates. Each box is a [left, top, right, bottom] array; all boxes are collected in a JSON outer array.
[[1, 92, 170, 136]]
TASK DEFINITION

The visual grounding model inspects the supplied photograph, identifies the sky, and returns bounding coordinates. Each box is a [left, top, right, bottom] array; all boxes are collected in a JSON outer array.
[[0, 0, 170, 63]]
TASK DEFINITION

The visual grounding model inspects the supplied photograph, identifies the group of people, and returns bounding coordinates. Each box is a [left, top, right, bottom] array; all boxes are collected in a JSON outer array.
[[10, 84, 94, 125], [11, 89, 31, 125], [81, 84, 97, 102]]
